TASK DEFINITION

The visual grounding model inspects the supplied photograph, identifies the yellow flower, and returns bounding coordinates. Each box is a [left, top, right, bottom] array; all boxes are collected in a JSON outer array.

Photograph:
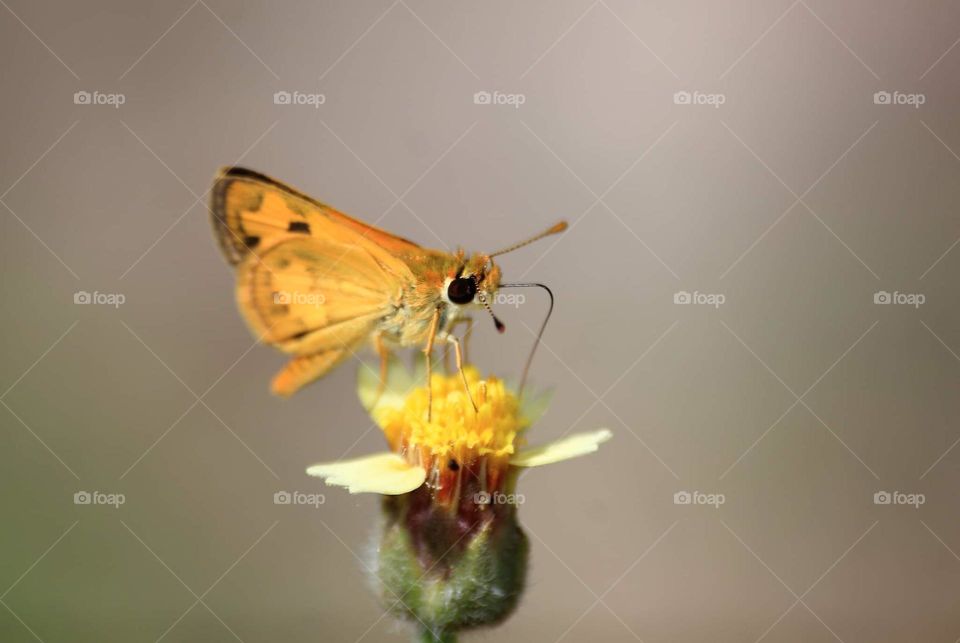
[[307, 360, 611, 641], [307, 360, 611, 501]]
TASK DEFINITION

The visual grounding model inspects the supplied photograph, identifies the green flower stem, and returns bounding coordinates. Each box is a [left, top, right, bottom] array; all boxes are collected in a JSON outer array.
[[417, 627, 456, 643]]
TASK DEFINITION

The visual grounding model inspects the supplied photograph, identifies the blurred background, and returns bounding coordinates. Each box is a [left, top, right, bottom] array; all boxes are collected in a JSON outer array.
[[2, 1, 960, 641]]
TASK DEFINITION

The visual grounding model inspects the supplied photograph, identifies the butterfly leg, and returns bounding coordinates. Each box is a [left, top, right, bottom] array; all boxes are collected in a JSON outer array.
[[445, 317, 475, 365], [423, 307, 441, 421], [443, 332, 478, 413]]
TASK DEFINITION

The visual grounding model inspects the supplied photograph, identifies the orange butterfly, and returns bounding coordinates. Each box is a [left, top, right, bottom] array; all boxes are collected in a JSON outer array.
[[210, 167, 565, 406]]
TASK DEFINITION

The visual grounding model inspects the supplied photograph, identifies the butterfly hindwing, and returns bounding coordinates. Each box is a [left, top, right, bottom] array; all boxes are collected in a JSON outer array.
[[270, 350, 350, 398], [237, 236, 396, 354]]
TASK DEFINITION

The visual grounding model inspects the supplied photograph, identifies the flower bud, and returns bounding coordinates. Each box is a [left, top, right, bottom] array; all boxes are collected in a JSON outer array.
[[375, 486, 528, 642]]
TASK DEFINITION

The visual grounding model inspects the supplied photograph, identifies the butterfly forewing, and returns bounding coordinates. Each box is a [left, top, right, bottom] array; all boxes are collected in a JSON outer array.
[[211, 167, 421, 264]]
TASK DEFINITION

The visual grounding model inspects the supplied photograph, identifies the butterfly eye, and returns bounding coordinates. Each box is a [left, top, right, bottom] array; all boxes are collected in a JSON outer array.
[[447, 277, 477, 304]]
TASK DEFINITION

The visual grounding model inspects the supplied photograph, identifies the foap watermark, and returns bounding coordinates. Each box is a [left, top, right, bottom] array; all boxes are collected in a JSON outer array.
[[74, 490, 125, 508], [74, 90, 126, 108], [674, 490, 725, 508], [673, 90, 725, 108], [473, 90, 526, 109], [74, 290, 125, 308], [493, 292, 525, 308], [274, 290, 326, 307], [273, 90, 326, 108], [874, 490, 924, 508], [273, 490, 325, 507], [873, 90, 925, 108], [674, 290, 725, 308], [873, 290, 924, 308], [474, 491, 525, 506]]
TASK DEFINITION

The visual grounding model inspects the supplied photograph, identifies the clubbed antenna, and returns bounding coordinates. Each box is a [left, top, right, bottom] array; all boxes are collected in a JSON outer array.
[[489, 221, 568, 258]]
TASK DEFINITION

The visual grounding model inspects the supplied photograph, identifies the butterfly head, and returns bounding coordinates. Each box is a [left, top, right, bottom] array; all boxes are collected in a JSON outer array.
[[440, 221, 568, 335], [444, 254, 504, 332]]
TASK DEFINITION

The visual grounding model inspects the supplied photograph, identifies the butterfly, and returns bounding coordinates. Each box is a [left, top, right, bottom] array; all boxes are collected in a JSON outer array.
[[210, 167, 565, 406]]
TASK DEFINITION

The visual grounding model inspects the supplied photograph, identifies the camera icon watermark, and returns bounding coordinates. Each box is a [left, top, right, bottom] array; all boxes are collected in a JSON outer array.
[[873, 90, 925, 108], [74, 490, 125, 508], [273, 490, 325, 507], [673, 490, 725, 508], [873, 290, 924, 308], [273, 90, 326, 108], [73, 90, 126, 108], [673, 90, 725, 108], [673, 290, 725, 308], [873, 490, 924, 508], [74, 290, 126, 308], [473, 491, 525, 506], [473, 90, 526, 109], [273, 290, 325, 307]]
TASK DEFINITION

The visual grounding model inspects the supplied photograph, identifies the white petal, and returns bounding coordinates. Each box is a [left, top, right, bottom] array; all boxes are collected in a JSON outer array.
[[307, 452, 425, 495], [510, 429, 612, 467]]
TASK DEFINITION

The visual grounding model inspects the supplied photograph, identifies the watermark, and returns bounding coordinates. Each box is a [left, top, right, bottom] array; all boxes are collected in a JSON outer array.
[[873, 290, 924, 308], [474, 491, 525, 506], [74, 490, 125, 508], [873, 490, 924, 508], [674, 490, 725, 508], [273, 490, 325, 507], [274, 290, 325, 307], [74, 290, 125, 308], [873, 91, 925, 108], [473, 90, 526, 109], [493, 292, 525, 308], [674, 290, 725, 308], [673, 90, 725, 108], [273, 90, 326, 108], [74, 90, 126, 108]]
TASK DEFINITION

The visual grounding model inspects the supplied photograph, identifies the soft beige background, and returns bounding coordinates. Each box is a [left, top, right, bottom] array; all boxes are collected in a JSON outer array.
[[1, 1, 959, 641]]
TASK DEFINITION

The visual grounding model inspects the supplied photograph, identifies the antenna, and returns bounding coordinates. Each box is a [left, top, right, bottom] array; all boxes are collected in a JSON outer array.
[[498, 282, 554, 395], [489, 221, 567, 258]]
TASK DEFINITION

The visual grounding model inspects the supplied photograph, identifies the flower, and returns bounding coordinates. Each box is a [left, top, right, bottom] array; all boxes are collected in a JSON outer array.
[[307, 360, 611, 502], [306, 359, 611, 642]]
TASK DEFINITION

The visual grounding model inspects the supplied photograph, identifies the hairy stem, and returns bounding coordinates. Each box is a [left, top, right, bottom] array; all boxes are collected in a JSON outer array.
[[417, 627, 456, 643]]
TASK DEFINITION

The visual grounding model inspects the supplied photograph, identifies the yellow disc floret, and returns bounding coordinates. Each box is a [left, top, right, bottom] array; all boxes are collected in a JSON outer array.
[[375, 367, 527, 462]]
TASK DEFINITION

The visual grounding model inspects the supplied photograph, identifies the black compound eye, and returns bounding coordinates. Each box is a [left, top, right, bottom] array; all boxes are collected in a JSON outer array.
[[447, 277, 477, 304]]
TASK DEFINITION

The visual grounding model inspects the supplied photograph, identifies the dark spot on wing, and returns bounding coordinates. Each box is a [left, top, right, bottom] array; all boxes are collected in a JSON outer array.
[[288, 221, 310, 234], [448, 458, 459, 471], [244, 235, 260, 249]]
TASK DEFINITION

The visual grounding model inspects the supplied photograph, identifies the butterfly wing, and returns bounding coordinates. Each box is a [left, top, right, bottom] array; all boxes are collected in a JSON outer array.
[[211, 166, 422, 265], [210, 167, 419, 396]]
